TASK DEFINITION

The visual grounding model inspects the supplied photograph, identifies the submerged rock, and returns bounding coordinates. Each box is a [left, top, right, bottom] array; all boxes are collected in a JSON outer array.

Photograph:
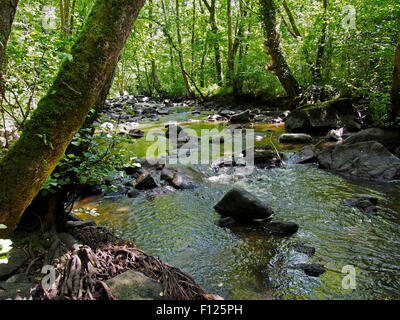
[[293, 264, 326, 277], [265, 221, 299, 236], [160, 167, 176, 182], [285, 98, 359, 133], [105, 270, 163, 300], [214, 188, 274, 222], [317, 141, 400, 181], [341, 197, 378, 214], [278, 133, 312, 144], [293, 242, 316, 257]]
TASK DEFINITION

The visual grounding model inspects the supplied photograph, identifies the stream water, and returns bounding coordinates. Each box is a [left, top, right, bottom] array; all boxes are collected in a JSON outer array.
[[76, 108, 400, 300]]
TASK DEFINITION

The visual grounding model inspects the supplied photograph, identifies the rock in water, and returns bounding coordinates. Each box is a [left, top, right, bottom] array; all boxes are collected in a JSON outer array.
[[170, 173, 197, 190], [285, 98, 359, 133], [133, 170, 158, 190], [265, 221, 299, 236], [317, 141, 400, 181], [294, 242, 316, 257], [128, 129, 145, 139], [293, 264, 326, 277], [160, 167, 176, 182], [105, 270, 163, 300], [230, 110, 251, 123], [278, 133, 313, 144], [214, 188, 274, 222], [290, 145, 317, 164], [341, 197, 378, 214]]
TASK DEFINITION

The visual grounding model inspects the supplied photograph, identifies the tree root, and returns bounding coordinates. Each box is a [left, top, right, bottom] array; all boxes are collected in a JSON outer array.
[[33, 227, 221, 300]]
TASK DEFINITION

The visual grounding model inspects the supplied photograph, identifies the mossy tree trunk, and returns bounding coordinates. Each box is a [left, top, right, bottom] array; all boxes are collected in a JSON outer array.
[[260, 0, 302, 97], [0, 0, 146, 237], [391, 25, 400, 125]]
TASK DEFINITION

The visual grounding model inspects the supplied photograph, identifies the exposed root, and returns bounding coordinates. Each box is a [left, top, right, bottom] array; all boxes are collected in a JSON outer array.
[[33, 226, 221, 300]]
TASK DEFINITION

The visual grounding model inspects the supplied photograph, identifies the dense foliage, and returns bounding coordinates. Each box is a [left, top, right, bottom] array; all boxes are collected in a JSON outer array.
[[0, 0, 399, 131]]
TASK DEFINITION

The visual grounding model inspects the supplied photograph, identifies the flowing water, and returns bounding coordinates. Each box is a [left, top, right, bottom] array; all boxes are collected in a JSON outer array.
[[76, 110, 400, 300]]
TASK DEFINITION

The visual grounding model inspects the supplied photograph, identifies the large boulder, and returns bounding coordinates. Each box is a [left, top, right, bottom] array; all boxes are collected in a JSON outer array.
[[214, 188, 274, 222], [105, 270, 163, 300], [317, 141, 400, 181], [285, 98, 359, 133], [343, 128, 400, 148]]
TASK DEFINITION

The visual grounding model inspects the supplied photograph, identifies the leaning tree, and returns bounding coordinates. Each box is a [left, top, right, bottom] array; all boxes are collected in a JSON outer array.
[[0, 0, 146, 237]]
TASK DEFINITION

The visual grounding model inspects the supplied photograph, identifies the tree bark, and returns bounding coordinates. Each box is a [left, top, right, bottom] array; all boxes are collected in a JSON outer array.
[[260, 0, 301, 97], [0, 0, 19, 76], [0, 0, 146, 236], [202, 0, 223, 86], [312, 0, 328, 85], [391, 26, 400, 125], [175, 0, 194, 99]]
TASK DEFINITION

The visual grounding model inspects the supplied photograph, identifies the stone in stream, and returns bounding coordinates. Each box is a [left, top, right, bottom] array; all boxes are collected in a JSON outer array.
[[317, 141, 400, 181], [229, 110, 252, 123], [170, 173, 197, 190], [127, 189, 141, 198], [278, 133, 313, 144], [105, 270, 164, 300], [214, 188, 274, 222], [133, 170, 159, 190], [290, 145, 317, 164], [128, 129, 145, 139], [265, 221, 299, 236], [217, 217, 236, 228], [293, 242, 316, 257], [160, 167, 176, 182], [293, 263, 326, 277], [341, 197, 378, 214]]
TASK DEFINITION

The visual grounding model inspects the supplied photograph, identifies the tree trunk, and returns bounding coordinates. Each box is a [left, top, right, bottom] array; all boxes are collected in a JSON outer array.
[[175, 0, 194, 99], [391, 26, 400, 125], [0, 0, 19, 76], [202, 0, 223, 86], [260, 0, 301, 97], [0, 0, 146, 237], [312, 0, 328, 85]]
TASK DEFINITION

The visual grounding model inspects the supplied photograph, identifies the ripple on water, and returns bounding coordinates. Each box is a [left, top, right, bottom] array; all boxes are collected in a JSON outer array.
[[76, 161, 400, 300]]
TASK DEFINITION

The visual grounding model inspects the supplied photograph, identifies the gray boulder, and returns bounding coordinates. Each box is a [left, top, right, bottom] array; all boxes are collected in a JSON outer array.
[[317, 141, 400, 181], [105, 270, 163, 300], [214, 188, 274, 222], [343, 128, 400, 148], [285, 98, 359, 133]]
